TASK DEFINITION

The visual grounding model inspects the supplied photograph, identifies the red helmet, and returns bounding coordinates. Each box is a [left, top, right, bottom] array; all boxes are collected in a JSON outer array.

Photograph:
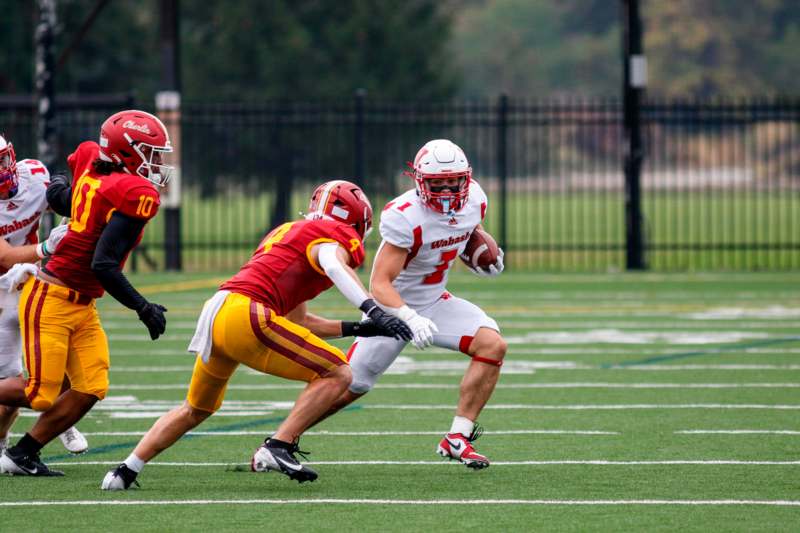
[[0, 134, 18, 198], [307, 180, 373, 239], [406, 139, 471, 214], [98, 110, 174, 186]]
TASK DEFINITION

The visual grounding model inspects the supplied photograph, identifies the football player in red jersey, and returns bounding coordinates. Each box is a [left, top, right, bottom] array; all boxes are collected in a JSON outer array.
[[0, 110, 173, 477], [0, 134, 89, 457], [101, 180, 412, 489]]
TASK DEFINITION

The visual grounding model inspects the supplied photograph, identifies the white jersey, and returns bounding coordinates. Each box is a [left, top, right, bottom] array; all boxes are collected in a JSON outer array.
[[377, 180, 488, 308], [0, 158, 48, 376], [0, 158, 49, 250]]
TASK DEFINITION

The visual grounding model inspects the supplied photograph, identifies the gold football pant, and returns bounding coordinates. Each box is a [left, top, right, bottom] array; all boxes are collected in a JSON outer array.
[[19, 277, 109, 411], [187, 292, 348, 413]]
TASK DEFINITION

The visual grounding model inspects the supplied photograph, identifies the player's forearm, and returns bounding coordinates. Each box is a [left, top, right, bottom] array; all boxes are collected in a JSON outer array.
[[370, 278, 406, 309], [93, 266, 148, 311], [0, 242, 40, 269], [91, 212, 149, 312], [301, 312, 344, 339]]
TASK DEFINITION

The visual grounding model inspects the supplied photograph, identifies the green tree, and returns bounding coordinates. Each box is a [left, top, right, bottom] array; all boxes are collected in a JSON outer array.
[[180, 0, 457, 100], [450, 0, 619, 98], [644, 0, 800, 97], [0, 0, 457, 101]]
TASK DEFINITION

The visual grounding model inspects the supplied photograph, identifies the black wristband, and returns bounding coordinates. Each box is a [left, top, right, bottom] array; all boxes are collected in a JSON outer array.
[[358, 298, 377, 316], [341, 321, 357, 337]]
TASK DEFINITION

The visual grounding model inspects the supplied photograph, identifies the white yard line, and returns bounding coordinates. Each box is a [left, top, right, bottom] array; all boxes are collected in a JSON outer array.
[[45, 460, 800, 467], [103, 321, 800, 331], [498, 322, 800, 330], [592, 365, 800, 371], [109, 363, 800, 372], [2, 499, 799, 507], [12, 429, 619, 437], [361, 404, 800, 410], [106, 382, 800, 391], [676, 430, 800, 435]]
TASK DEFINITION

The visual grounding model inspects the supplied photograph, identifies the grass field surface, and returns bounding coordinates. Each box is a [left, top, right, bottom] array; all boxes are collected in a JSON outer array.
[[2, 271, 799, 531]]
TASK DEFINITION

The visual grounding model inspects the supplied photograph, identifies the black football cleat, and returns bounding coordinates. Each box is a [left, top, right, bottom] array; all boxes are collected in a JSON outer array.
[[0, 448, 64, 477], [251, 439, 318, 483]]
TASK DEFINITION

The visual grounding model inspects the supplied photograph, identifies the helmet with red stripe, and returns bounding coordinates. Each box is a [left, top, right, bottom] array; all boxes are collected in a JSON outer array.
[[0, 134, 18, 199], [307, 180, 373, 239], [407, 139, 471, 214], [98, 110, 174, 187]]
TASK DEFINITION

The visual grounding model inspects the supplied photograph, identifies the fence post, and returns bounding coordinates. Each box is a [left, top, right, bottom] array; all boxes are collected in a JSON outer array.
[[35, 0, 57, 236], [160, 0, 182, 271], [622, 0, 646, 270], [354, 88, 366, 188], [497, 94, 509, 259]]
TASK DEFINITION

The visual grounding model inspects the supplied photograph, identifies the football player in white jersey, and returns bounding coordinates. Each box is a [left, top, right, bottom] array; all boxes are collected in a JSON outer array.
[[0, 134, 88, 456], [315, 139, 507, 469]]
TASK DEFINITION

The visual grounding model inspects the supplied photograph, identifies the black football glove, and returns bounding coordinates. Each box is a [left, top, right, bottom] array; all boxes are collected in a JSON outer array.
[[137, 302, 168, 340], [342, 319, 400, 338], [356, 299, 413, 341], [50, 173, 70, 188]]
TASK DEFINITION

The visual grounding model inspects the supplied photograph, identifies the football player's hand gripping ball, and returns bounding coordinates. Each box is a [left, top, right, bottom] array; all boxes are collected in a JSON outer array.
[[469, 248, 504, 277]]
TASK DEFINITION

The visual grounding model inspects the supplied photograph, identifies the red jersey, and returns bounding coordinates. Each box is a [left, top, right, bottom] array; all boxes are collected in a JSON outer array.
[[45, 141, 160, 298], [221, 218, 365, 316]]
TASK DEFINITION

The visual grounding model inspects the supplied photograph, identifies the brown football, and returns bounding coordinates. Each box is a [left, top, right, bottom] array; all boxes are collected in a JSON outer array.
[[460, 228, 500, 270]]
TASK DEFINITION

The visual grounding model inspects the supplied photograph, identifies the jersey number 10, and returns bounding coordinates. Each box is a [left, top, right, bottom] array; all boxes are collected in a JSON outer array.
[[70, 173, 101, 233]]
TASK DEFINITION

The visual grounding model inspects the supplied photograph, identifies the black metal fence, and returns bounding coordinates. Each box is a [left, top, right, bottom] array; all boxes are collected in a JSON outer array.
[[2, 96, 798, 271]]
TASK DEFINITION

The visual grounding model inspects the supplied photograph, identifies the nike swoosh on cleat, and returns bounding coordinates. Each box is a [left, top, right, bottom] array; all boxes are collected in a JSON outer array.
[[446, 438, 463, 451], [274, 456, 303, 472]]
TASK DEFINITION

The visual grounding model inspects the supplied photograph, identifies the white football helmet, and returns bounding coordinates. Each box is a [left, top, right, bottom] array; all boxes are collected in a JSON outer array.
[[406, 139, 471, 214], [0, 134, 18, 198]]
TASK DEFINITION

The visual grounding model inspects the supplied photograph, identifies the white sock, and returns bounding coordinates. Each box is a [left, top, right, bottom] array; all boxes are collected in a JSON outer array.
[[450, 416, 474, 437], [124, 453, 146, 473]]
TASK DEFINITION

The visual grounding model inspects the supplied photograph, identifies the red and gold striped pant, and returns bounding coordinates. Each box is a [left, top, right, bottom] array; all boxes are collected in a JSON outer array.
[[187, 292, 347, 413], [19, 277, 109, 411]]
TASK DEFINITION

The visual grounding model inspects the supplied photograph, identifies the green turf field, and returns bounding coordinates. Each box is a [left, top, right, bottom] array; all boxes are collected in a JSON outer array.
[[2, 271, 800, 531]]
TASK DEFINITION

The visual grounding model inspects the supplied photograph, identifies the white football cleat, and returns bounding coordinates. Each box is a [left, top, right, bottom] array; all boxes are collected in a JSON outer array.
[[101, 464, 139, 490], [59, 427, 88, 454]]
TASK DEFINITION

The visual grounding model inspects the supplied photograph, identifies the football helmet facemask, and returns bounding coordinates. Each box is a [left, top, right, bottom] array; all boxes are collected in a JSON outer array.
[[406, 139, 471, 214], [306, 180, 373, 239], [98, 110, 174, 187], [0, 135, 18, 198]]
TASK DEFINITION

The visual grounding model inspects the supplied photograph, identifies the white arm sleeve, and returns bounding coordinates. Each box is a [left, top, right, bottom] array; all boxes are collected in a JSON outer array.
[[318, 242, 369, 309]]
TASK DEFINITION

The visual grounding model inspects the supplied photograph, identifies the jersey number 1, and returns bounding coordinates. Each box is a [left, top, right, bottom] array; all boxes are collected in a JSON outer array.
[[70, 173, 102, 233]]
